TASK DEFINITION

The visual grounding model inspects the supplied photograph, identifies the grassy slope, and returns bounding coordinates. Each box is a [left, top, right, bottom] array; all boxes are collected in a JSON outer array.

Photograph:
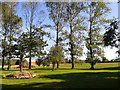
[[0, 63, 120, 88]]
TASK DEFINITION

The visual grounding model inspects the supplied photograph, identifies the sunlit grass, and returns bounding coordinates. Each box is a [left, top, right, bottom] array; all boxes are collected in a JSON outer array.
[[1, 62, 120, 88]]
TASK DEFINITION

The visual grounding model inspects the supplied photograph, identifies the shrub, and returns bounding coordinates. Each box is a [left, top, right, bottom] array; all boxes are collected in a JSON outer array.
[[15, 59, 28, 67], [36, 57, 51, 67], [15, 60, 20, 65], [22, 59, 29, 68], [36, 58, 43, 66]]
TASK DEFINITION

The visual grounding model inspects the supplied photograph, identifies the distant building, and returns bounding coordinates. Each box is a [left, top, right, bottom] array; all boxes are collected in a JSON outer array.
[[31, 62, 37, 65]]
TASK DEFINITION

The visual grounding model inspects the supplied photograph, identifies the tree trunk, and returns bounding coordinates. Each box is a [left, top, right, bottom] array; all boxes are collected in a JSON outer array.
[[56, 62, 59, 68], [7, 53, 11, 70], [56, 23, 59, 45], [90, 63, 94, 69], [8, 28, 12, 70], [52, 62, 55, 71], [2, 55, 5, 70], [89, 7, 94, 69], [70, 23, 74, 69], [71, 53, 74, 69], [29, 53, 31, 69], [56, 23, 59, 69], [29, 24, 32, 69], [20, 55, 23, 72], [2, 37, 6, 70], [7, 59, 11, 70]]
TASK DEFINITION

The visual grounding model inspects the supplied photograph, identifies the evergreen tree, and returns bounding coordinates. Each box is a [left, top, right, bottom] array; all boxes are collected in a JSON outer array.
[[30, 26, 48, 60], [22, 2, 46, 69], [103, 20, 120, 57], [14, 33, 28, 72]]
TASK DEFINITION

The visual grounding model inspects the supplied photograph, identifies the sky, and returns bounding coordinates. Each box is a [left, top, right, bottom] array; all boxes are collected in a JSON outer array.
[[0, 1, 119, 61]]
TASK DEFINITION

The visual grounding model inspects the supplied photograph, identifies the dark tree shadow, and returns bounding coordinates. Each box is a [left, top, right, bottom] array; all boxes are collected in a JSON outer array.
[[79, 67, 120, 70], [28, 66, 120, 71]]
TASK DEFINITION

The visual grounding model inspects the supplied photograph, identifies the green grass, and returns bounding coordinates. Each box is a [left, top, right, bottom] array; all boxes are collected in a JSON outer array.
[[1, 63, 120, 89]]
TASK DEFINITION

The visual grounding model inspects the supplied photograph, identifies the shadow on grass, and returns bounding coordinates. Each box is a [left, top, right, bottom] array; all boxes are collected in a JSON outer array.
[[29, 67, 120, 71], [79, 67, 120, 70], [2, 71, 120, 89], [30, 68, 53, 70]]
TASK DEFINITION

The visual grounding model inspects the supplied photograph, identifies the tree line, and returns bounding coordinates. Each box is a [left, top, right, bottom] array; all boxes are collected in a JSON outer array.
[[0, 2, 119, 71]]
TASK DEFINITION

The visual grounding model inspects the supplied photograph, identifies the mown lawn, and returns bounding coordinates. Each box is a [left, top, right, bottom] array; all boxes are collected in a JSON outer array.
[[0, 63, 120, 89]]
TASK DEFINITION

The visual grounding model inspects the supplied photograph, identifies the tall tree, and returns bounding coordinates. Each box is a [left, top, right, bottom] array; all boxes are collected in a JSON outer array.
[[46, 2, 65, 68], [49, 45, 64, 71], [1, 39, 8, 70], [64, 2, 86, 69], [29, 26, 48, 62], [1, 2, 10, 70], [22, 2, 46, 69], [1, 2, 22, 70], [85, 2, 111, 69]]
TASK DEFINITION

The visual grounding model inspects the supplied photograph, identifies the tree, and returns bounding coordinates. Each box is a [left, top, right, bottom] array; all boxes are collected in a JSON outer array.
[[36, 56, 50, 67], [22, 2, 46, 69], [15, 32, 28, 72], [85, 2, 111, 69], [63, 2, 86, 69], [36, 58, 43, 66], [102, 56, 108, 63], [46, 2, 65, 68], [1, 2, 10, 70], [21, 26, 48, 69], [8, 33, 25, 72], [49, 45, 64, 71], [32, 27, 48, 62], [1, 39, 8, 70], [1, 2, 22, 70], [103, 20, 120, 57]]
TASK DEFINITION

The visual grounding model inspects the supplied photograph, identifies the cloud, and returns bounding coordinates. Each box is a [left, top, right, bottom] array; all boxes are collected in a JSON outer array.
[[104, 47, 118, 60]]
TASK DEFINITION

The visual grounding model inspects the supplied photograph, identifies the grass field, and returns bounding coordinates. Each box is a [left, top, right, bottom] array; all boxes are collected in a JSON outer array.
[[0, 62, 120, 89]]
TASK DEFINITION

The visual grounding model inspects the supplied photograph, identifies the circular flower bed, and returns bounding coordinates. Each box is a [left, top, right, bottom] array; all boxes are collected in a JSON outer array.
[[5, 71, 37, 79]]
